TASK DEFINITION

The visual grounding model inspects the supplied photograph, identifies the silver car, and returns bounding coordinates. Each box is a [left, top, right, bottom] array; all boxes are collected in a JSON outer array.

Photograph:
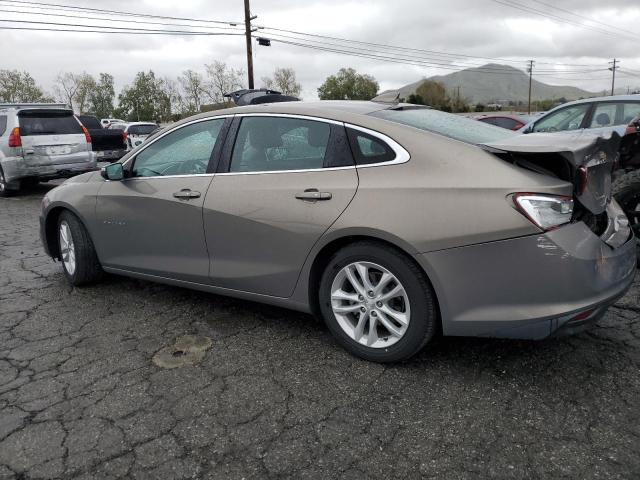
[[0, 103, 96, 195], [39, 101, 636, 362]]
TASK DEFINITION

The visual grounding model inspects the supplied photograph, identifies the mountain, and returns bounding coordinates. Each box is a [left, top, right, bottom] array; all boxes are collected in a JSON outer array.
[[385, 63, 597, 104]]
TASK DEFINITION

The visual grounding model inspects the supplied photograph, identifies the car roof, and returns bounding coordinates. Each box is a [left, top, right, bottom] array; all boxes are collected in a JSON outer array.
[[553, 94, 640, 107], [127, 121, 157, 126], [169, 100, 420, 129]]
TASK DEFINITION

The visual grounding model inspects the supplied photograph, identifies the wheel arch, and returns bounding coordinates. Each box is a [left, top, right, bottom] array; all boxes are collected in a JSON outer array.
[[43, 203, 91, 260], [306, 231, 441, 327]]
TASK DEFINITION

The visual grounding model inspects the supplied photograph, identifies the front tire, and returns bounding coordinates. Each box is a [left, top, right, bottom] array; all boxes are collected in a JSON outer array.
[[612, 170, 640, 267], [57, 211, 103, 285], [318, 241, 438, 362]]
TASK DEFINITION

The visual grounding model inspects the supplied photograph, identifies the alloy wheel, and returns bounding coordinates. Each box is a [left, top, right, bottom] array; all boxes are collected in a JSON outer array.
[[59, 221, 76, 275], [330, 261, 410, 348]]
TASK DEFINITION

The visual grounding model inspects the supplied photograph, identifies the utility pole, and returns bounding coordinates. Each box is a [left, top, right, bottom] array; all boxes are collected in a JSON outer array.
[[609, 58, 619, 96], [527, 60, 534, 115], [244, 0, 256, 89]]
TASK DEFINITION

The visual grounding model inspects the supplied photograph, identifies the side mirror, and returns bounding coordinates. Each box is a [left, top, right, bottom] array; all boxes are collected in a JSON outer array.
[[101, 163, 124, 181]]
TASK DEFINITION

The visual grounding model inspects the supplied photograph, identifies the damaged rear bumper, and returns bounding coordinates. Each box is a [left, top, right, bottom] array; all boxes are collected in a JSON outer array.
[[417, 219, 636, 340]]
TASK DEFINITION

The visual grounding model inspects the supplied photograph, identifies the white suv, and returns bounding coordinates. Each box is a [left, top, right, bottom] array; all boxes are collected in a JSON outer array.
[[0, 103, 96, 195]]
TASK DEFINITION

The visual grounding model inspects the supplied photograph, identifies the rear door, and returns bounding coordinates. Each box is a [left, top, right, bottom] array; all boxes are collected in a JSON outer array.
[[203, 114, 358, 297], [18, 109, 90, 167]]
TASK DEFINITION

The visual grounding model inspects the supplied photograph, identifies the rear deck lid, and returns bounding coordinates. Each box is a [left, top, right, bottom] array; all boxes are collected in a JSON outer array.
[[484, 130, 621, 215]]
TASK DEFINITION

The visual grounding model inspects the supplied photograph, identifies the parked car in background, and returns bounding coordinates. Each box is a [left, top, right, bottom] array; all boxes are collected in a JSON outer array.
[[0, 103, 96, 195], [76, 115, 126, 162], [123, 122, 160, 150], [39, 100, 635, 362], [476, 113, 532, 131], [520, 95, 640, 263], [101, 118, 125, 128]]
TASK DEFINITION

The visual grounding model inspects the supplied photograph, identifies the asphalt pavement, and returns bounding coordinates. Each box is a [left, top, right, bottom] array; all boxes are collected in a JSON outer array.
[[1, 182, 639, 479]]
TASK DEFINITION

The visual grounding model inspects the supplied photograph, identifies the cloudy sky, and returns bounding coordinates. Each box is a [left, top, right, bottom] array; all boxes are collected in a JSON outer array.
[[2, 0, 640, 99]]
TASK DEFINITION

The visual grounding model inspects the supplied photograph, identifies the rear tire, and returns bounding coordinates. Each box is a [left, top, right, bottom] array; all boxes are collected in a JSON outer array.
[[0, 166, 15, 197], [612, 170, 640, 267], [57, 211, 103, 285], [318, 241, 438, 363]]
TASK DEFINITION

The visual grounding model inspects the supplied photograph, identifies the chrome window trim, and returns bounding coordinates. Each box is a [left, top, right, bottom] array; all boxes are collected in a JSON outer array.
[[345, 123, 411, 168], [121, 112, 410, 178], [219, 113, 410, 176]]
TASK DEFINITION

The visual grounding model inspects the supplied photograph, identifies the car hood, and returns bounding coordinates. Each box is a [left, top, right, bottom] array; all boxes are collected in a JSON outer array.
[[484, 130, 621, 214]]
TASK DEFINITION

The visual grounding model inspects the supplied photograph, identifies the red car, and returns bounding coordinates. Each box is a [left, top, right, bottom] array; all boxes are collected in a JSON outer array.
[[475, 113, 532, 131]]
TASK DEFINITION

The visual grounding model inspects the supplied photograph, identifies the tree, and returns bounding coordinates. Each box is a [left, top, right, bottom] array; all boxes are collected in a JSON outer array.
[[317, 68, 378, 100], [415, 80, 450, 111], [178, 69, 205, 115], [53, 72, 80, 111], [261, 67, 301, 97], [89, 73, 115, 119], [117, 70, 170, 122], [204, 61, 243, 104], [75, 73, 96, 114], [159, 76, 184, 120], [0, 69, 51, 103]]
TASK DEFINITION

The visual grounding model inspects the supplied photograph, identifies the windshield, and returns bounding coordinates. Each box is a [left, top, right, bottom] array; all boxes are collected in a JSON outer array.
[[370, 108, 516, 145], [129, 124, 158, 135]]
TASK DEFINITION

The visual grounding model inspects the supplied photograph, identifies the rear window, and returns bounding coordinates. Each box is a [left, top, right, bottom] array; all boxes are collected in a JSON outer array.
[[129, 124, 157, 135], [0, 116, 6, 136], [18, 111, 82, 136], [77, 115, 102, 129], [370, 108, 515, 145]]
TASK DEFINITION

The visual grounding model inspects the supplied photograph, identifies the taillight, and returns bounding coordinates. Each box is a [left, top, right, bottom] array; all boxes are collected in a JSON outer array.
[[624, 124, 639, 136], [8, 127, 21, 147], [122, 131, 128, 142], [82, 126, 92, 144], [512, 193, 574, 231]]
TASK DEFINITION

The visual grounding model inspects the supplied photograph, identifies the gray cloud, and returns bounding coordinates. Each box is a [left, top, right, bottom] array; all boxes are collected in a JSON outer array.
[[1, 0, 639, 99]]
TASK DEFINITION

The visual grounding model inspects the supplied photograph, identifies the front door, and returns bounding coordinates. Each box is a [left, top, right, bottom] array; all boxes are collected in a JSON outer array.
[[204, 115, 358, 297], [94, 118, 227, 282]]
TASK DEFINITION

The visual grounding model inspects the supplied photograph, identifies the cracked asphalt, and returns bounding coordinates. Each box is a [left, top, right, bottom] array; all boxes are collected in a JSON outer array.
[[1, 182, 639, 480]]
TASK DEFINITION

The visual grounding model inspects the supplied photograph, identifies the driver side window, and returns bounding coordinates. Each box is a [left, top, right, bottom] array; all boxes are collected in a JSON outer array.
[[132, 119, 224, 177], [532, 104, 590, 133]]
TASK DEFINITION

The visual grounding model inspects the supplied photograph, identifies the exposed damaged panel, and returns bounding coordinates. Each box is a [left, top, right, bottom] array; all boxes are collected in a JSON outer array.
[[484, 130, 621, 215]]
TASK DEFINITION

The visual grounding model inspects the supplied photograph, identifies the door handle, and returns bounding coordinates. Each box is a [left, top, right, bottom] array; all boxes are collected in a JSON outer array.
[[24, 148, 34, 155], [173, 189, 201, 199], [295, 189, 332, 201]]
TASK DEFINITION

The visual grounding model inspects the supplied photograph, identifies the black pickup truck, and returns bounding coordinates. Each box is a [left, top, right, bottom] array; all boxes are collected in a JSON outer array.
[[76, 115, 126, 162]]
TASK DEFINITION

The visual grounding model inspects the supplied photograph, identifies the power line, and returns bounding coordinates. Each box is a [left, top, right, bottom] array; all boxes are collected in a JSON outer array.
[[530, 0, 637, 38], [257, 25, 604, 68], [258, 30, 604, 74], [260, 36, 611, 80], [489, 0, 635, 41], [1, 0, 613, 71], [0, 25, 244, 35], [0, 17, 245, 34], [0, 0, 242, 26], [0, 7, 245, 32]]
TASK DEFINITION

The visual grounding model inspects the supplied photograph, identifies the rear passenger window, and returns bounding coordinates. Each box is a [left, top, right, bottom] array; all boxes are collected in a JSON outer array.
[[230, 117, 330, 172], [0, 116, 6, 136], [622, 102, 640, 124], [589, 103, 617, 128], [347, 128, 395, 165], [18, 111, 82, 136]]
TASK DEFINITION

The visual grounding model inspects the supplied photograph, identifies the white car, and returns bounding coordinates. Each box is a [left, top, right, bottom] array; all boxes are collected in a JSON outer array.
[[100, 118, 126, 128], [122, 122, 160, 150]]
